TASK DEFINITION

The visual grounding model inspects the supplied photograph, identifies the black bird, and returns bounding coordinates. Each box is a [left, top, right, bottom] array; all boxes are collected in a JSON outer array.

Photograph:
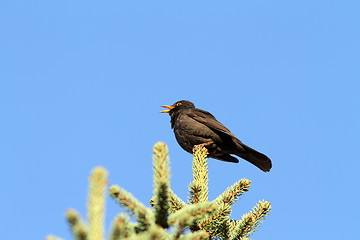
[[160, 100, 272, 172]]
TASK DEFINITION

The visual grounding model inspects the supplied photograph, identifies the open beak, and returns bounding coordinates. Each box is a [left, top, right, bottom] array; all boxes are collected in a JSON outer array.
[[160, 105, 175, 113]]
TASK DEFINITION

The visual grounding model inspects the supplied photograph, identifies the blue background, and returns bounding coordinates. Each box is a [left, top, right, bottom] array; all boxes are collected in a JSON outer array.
[[1, 1, 359, 239]]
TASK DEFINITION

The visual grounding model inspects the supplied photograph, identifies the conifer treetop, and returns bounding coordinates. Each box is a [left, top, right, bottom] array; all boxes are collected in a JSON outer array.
[[47, 142, 271, 240]]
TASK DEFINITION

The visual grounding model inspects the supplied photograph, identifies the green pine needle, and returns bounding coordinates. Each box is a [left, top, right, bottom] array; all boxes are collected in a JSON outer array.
[[88, 167, 108, 240], [214, 178, 251, 206], [110, 214, 133, 240], [152, 142, 171, 228], [189, 146, 209, 204], [45, 235, 64, 240], [231, 200, 272, 239], [178, 230, 210, 240], [109, 185, 155, 232], [66, 209, 88, 240], [168, 202, 216, 228]]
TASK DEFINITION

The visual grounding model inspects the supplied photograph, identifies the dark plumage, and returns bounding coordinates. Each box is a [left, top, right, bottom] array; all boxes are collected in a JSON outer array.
[[160, 100, 272, 172]]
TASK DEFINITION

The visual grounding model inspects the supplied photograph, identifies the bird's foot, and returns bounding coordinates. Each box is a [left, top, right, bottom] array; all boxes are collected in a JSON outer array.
[[193, 141, 214, 152]]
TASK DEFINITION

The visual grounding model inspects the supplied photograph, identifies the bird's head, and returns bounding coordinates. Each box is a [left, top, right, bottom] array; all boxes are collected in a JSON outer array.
[[160, 100, 195, 115]]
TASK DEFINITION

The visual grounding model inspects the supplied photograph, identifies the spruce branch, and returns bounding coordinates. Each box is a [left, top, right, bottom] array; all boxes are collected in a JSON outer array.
[[45, 235, 64, 240], [214, 219, 234, 240], [168, 202, 216, 230], [197, 202, 231, 237], [126, 225, 168, 240], [110, 214, 133, 240], [188, 146, 209, 204], [168, 189, 187, 213], [149, 188, 186, 213], [66, 209, 88, 240], [230, 200, 272, 239], [152, 142, 171, 228], [177, 231, 210, 240], [214, 178, 251, 206], [48, 142, 271, 240], [88, 167, 108, 240], [109, 185, 155, 232]]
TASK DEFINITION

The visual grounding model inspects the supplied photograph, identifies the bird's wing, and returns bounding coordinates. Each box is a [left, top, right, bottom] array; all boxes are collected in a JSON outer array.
[[188, 109, 235, 137], [188, 109, 246, 152]]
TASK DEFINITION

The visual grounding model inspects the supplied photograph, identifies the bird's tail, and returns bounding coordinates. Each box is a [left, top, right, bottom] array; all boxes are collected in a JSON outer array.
[[233, 139, 272, 172]]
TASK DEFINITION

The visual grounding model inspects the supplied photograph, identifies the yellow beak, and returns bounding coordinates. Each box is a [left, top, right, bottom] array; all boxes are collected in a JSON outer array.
[[160, 105, 175, 113]]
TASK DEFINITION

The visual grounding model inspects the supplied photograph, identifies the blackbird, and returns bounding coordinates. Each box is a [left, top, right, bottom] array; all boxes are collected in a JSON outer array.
[[160, 100, 272, 172]]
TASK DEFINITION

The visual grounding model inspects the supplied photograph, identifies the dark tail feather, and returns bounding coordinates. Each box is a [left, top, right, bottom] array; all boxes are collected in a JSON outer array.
[[212, 154, 239, 163], [234, 141, 272, 172]]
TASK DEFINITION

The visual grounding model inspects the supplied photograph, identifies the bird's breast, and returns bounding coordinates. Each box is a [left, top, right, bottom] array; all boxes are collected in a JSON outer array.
[[172, 114, 220, 153]]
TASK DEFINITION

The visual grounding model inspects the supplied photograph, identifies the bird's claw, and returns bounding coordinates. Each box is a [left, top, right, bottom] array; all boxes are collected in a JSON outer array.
[[192, 141, 214, 152]]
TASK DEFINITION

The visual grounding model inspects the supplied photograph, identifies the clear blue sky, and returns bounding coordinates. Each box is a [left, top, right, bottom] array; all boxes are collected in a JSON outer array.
[[1, 1, 359, 239]]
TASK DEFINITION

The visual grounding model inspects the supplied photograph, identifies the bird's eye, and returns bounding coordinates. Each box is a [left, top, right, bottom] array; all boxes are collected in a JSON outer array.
[[176, 102, 182, 106]]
